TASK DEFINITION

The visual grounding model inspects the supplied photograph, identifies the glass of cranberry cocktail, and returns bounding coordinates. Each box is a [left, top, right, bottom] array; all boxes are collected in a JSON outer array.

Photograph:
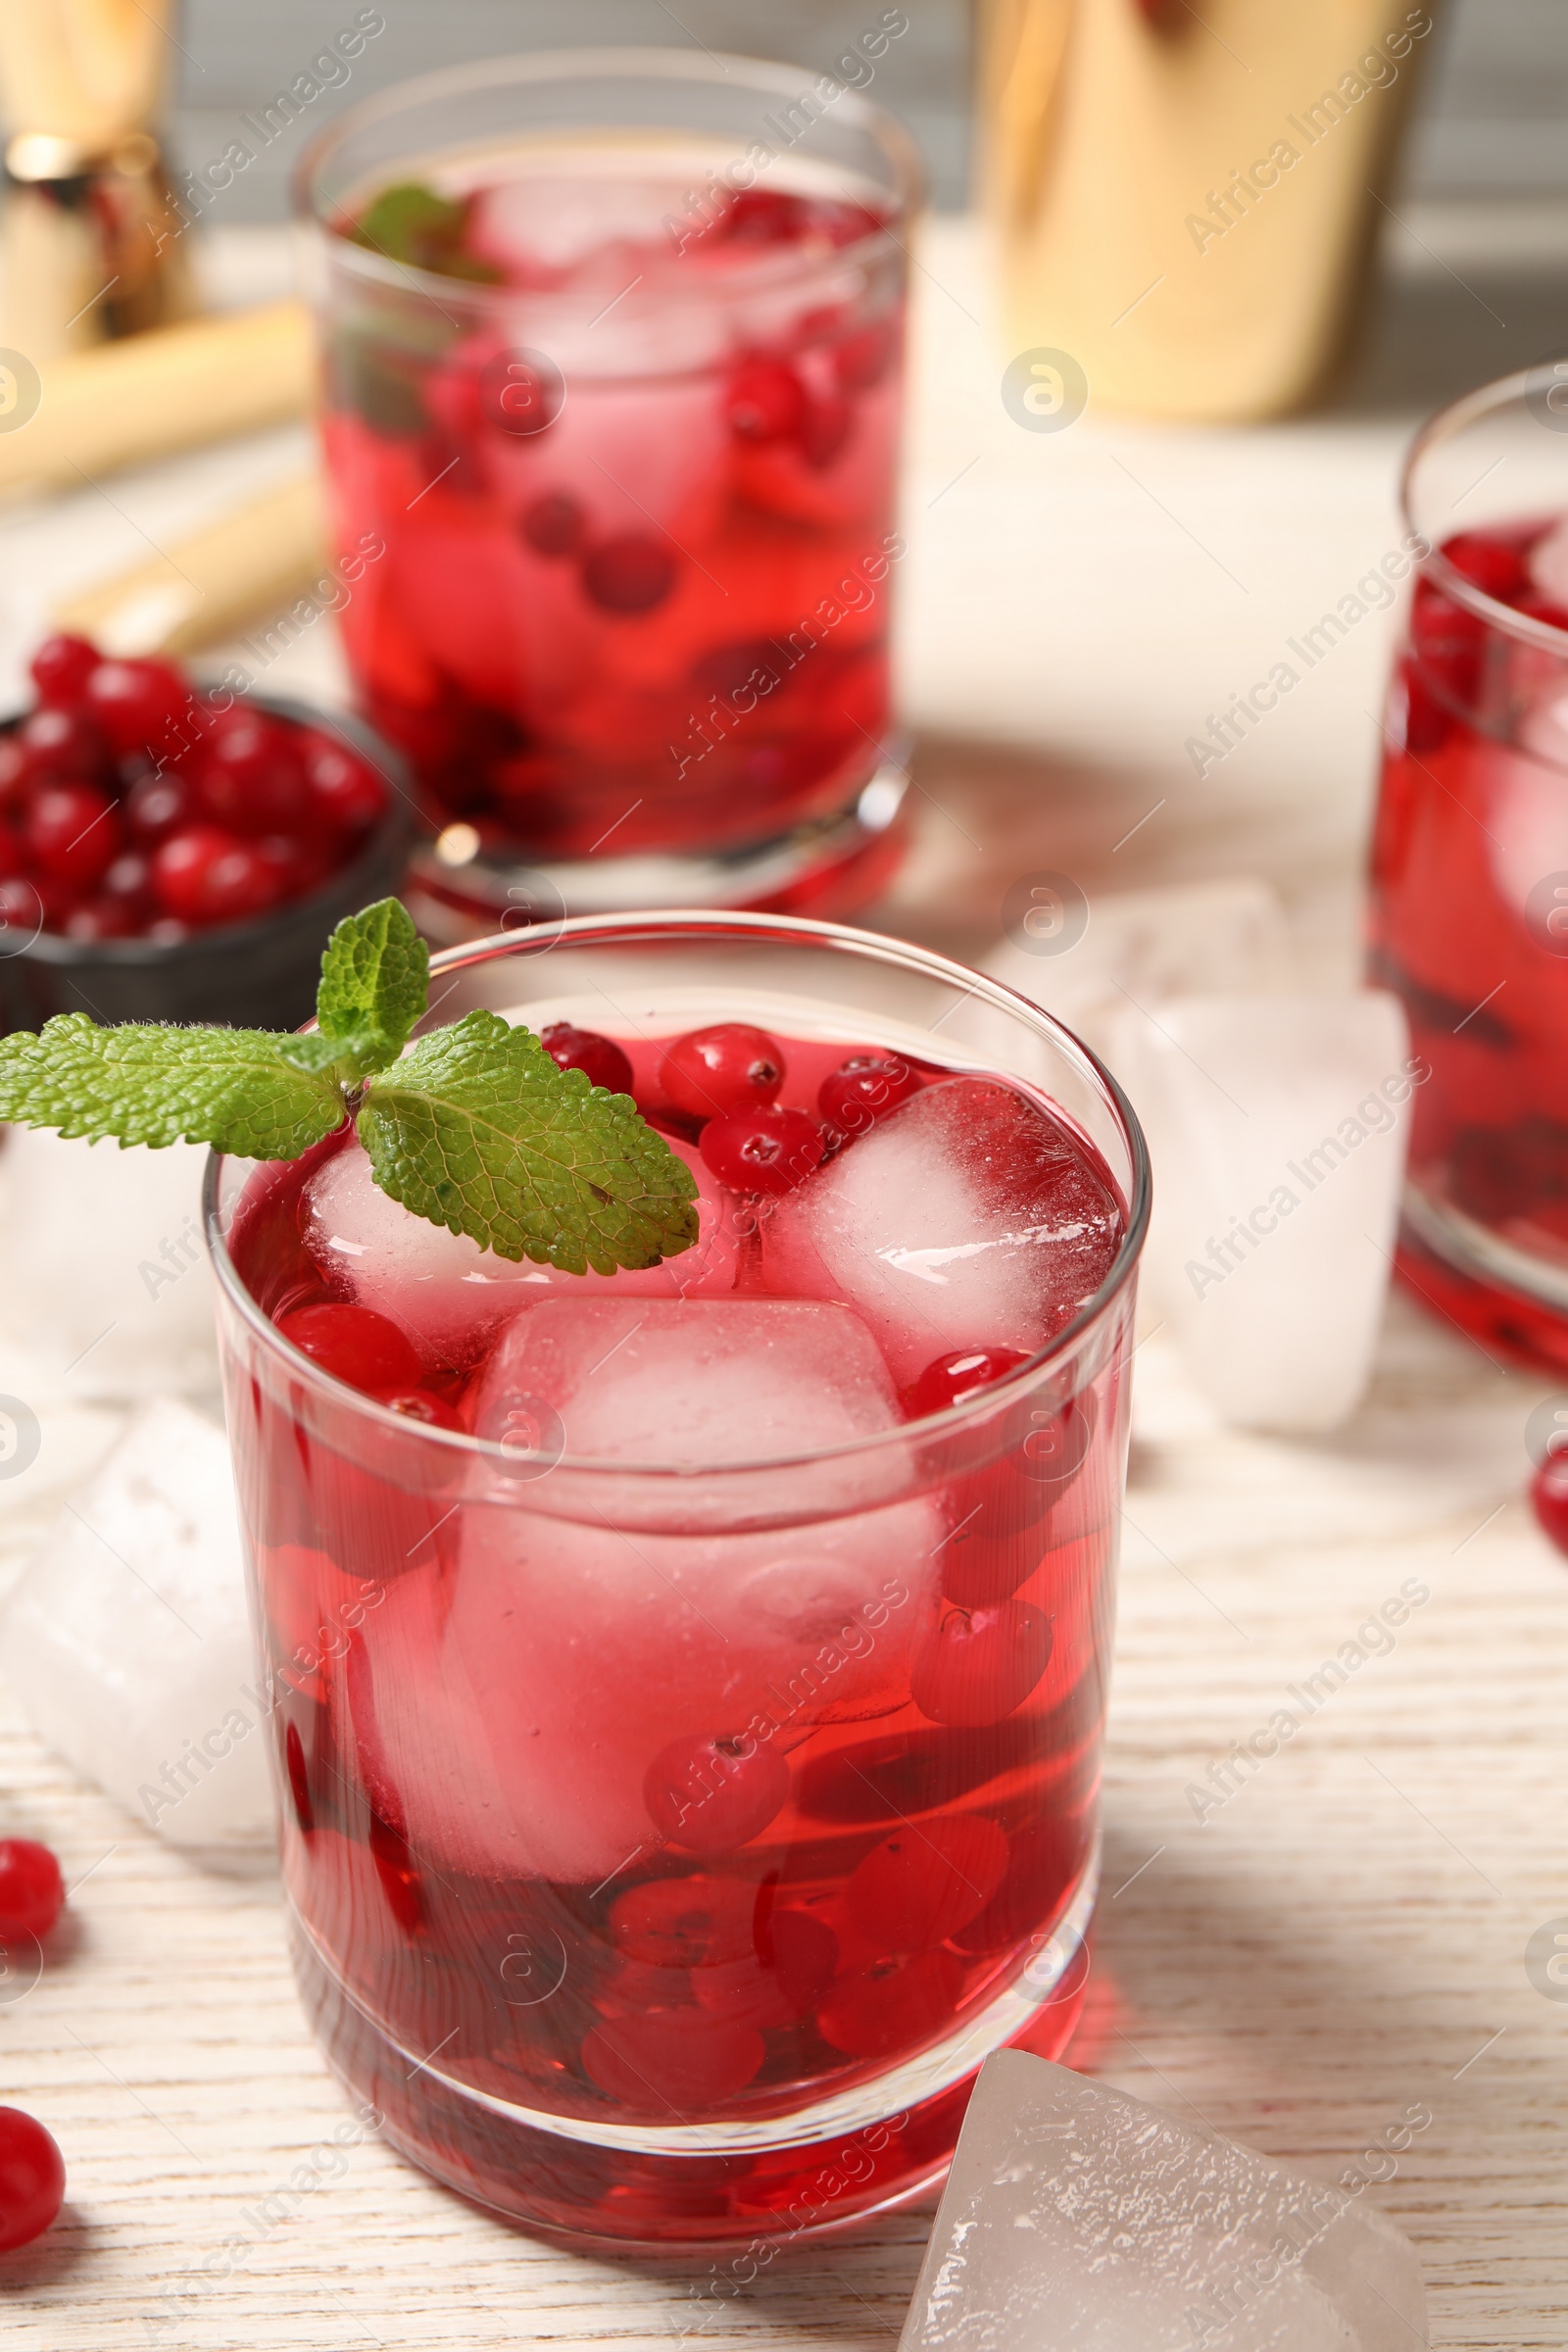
[[295, 53, 917, 936], [206, 911, 1147, 2244], [1368, 364, 1568, 1367]]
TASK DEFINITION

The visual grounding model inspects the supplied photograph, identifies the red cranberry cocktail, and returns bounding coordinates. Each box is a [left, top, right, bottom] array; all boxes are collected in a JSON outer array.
[[296, 54, 916, 929], [1368, 366, 1568, 1367], [207, 914, 1147, 2244]]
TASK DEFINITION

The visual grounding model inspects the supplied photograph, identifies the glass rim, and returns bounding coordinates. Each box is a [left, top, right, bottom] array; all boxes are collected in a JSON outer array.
[[203, 909, 1150, 1482], [1400, 359, 1568, 657], [291, 44, 924, 314]]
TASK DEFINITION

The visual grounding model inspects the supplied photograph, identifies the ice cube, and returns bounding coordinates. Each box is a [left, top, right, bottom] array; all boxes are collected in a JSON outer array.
[[985, 878, 1290, 1063], [760, 1079, 1124, 1387], [0, 1130, 217, 1398], [348, 1298, 942, 1882], [1110, 994, 1413, 1432], [901, 2051, 1427, 2352], [302, 1133, 740, 1368], [1, 1399, 274, 1852]]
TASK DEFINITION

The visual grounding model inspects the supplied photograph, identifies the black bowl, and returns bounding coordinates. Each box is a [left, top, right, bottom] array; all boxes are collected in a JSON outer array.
[[0, 697, 413, 1035]]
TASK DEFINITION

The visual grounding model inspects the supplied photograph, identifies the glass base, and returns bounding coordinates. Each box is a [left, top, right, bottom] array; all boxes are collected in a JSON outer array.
[[1398, 1183, 1568, 1373], [288, 1848, 1097, 2249], [403, 758, 910, 947]]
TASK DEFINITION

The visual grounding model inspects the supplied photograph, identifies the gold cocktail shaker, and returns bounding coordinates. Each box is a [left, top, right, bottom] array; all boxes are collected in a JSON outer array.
[[978, 0, 1440, 422], [0, 0, 197, 360]]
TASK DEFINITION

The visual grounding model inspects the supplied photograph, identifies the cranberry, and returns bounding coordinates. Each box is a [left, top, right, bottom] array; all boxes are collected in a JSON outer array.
[[196, 710, 309, 834], [300, 732, 388, 833], [1444, 530, 1527, 603], [0, 1839, 65, 1939], [64, 901, 136, 941], [582, 534, 676, 614], [375, 1388, 465, 1432], [902, 1348, 1032, 1419], [644, 1733, 790, 1852], [86, 657, 188, 759], [28, 632, 99, 710], [0, 825, 19, 880], [818, 1052, 923, 1139], [520, 491, 584, 557], [661, 1023, 785, 1118], [151, 825, 278, 927], [252, 836, 310, 904], [478, 350, 564, 437], [284, 1721, 316, 1835], [1531, 1453, 1568, 1556], [800, 391, 853, 469], [25, 782, 121, 889], [816, 1948, 964, 2059], [701, 1104, 824, 1195], [580, 2009, 764, 2109], [275, 1303, 421, 1395], [832, 318, 896, 391], [539, 1021, 633, 1096], [124, 768, 197, 843], [691, 1909, 838, 2028], [20, 705, 108, 781], [845, 1816, 1010, 1946], [726, 356, 807, 444], [0, 878, 47, 934], [609, 1875, 756, 1969], [911, 1599, 1054, 1728], [0, 2108, 65, 2253], [0, 739, 28, 813], [721, 189, 801, 244]]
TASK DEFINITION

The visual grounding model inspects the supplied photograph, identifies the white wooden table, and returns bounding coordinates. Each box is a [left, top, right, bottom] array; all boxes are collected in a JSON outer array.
[[3, 219, 1568, 2350]]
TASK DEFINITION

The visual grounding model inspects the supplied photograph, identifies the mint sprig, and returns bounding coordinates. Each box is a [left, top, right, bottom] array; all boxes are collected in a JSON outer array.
[[0, 901, 699, 1273]]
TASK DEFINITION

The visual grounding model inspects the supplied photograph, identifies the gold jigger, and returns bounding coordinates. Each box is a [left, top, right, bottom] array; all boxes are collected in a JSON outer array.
[[978, 0, 1442, 423], [0, 0, 198, 360]]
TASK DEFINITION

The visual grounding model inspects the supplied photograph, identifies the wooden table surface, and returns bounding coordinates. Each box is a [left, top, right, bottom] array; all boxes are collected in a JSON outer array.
[[3, 219, 1568, 2350]]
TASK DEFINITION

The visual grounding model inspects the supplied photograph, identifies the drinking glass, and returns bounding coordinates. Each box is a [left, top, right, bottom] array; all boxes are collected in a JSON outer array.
[[1368, 364, 1568, 1368], [294, 53, 918, 937], [206, 911, 1148, 2244]]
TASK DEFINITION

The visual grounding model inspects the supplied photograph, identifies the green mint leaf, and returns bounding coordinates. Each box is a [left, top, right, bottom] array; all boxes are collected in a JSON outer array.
[[0, 1015, 345, 1159], [357, 1010, 700, 1274], [314, 898, 429, 1077], [350, 181, 465, 264]]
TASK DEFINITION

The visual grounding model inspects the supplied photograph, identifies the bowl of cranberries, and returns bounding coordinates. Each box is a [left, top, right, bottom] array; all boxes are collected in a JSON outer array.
[[0, 635, 412, 1035]]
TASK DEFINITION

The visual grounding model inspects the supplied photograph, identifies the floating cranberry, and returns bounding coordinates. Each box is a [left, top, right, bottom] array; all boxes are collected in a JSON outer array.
[[721, 189, 800, 244], [0, 2108, 65, 2253], [375, 1387, 465, 1433], [1531, 1452, 1568, 1556], [911, 1599, 1054, 1728], [901, 1348, 1032, 1420], [86, 657, 187, 759], [478, 349, 564, 437], [661, 1022, 785, 1118], [800, 391, 853, 469], [609, 1874, 756, 1970], [124, 768, 197, 843], [152, 825, 278, 927], [0, 1839, 65, 1940], [300, 733, 388, 834], [692, 1909, 839, 2029], [845, 1815, 1010, 1947], [25, 782, 121, 890], [275, 1303, 422, 1395], [1445, 530, 1528, 602], [819, 1051, 923, 1139], [197, 710, 309, 834], [581, 2008, 764, 2109], [582, 533, 676, 614], [520, 491, 584, 557], [539, 1020, 633, 1096], [832, 318, 896, 391], [727, 356, 807, 444], [701, 1103, 824, 1195], [1019, 1392, 1097, 1495], [644, 1732, 790, 1852], [816, 1948, 963, 2059], [28, 632, 99, 710], [20, 705, 107, 781]]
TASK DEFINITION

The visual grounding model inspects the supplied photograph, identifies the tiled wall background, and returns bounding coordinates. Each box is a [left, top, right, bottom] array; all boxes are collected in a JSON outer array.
[[172, 0, 1568, 219]]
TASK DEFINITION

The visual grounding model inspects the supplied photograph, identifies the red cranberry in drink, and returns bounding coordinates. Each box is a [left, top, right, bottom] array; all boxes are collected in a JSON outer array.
[[124, 768, 196, 843], [539, 1021, 634, 1096], [19, 705, 107, 781], [28, 632, 99, 710], [644, 1732, 790, 1852], [901, 1348, 1032, 1419], [721, 188, 799, 243], [198, 710, 309, 834], [25, 782, 121, 889], [661, 1023, 785, 1117], [1444, 530, 1528, 602], [609, 1875, 756, 1970], [1530, 1453, 1568, 1557], [582, 534, 676, 614], [818, 1052, 923, 1139], [0, 2108, 66, 2252], [152, 826, 278, 927], [276, 1303, 422, 1395], [376, 1388, 465, 1432], [478, 350, 564, 437], [816, 1948, 964, 2059], [845, 1816, 1009, 1946], [520, 492, 584, 557], [0, 1838, 65, 1939], [86, 657, 188, 759], [299, 732, 388, 834], [726, 356, 807, 444], [832, 318, 896, 391], [700, 1104, 824, 1195], [911, 1599, 1054, 1728], [799, 391, 853, 469]]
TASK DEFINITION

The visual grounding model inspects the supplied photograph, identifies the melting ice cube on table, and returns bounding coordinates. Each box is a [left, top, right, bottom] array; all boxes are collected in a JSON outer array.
[[900, 2051, 1428, 2352], [1, 1399, 273, 1852], [1110, 994, 1413, 1432]]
